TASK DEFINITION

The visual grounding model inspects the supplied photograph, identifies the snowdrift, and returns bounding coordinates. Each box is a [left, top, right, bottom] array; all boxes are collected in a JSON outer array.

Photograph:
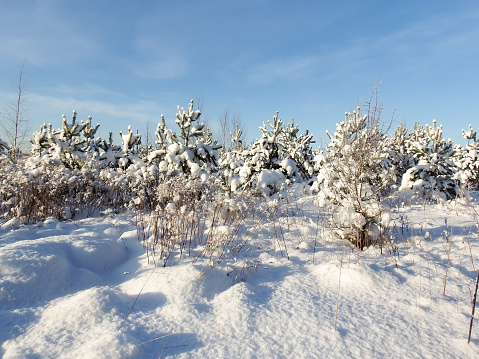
[[1, 195, 479, 358]]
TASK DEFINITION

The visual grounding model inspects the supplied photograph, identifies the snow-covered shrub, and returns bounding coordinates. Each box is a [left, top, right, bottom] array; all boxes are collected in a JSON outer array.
[[108, 160, 166, 212], [309, 150, 326, 193], [0, 138, 10, 165], [399, 120, 457, 200], [0, 162, 18, 220], [113, 125, 143, 169], [3, 104, 214, 222], [226, 112, 288, 193], [220, 112, 315, 195], [119, 125, 141, 155], [28, 110, 138, 170], [136, 176, 265, 272], [219, 149, 246, 193], [3, 131, 208, 223], [217, 124, 249, 193], [0, 155, 143, 224], [136, 176, 214, 266], [1, 160, 91, 222], [454, 125, 479, 190], [385, 123, 414, 188], [230, 124, 245, 151], [317, 106, 393, 249], [256, 169, 287, 196], [94, 132, 125, 168], [281, 118, 316, 180], [30, 123, 52, 158], [46, 111, 94, 167], [252, 111, 287, 171], [147, 101, 219, 180], [30, 111, 117, 169]]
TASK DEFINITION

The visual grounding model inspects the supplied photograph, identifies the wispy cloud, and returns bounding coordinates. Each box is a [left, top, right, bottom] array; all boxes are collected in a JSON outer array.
[[245, 56, 319, 85], [46, 83, 130, 101], [29, 92, 164, 123], [368, 7, 479, 66], [18, 93, 165, 145], [0, 1, 103, 67], [129, 37, 189, 80]]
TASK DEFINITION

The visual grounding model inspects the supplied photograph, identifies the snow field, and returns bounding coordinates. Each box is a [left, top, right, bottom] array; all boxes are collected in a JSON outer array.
[[0, 195, 479, 358]]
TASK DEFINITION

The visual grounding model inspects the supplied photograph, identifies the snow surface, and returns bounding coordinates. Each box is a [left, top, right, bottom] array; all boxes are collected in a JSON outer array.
[[1, 195, 479, 358]]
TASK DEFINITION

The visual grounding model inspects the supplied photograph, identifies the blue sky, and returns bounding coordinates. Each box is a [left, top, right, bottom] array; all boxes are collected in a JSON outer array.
[[1, 0, 478, 147]]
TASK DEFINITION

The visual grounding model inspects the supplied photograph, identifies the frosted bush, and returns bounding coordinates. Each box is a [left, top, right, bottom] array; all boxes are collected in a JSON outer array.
[[256, 169, 286, 196], [280, 118, 316, 180], [0, 138, 10, 166], [119, 125, 141, 155], [399, 120, 457, 199], [385, 123, 414, 188], [454, 125, 479, 190], [317, 105, 393, 249], [29, 111, 127, 169], [0, 158, 119, 222], [220, 112, 316, 195], [147, 101, 219, 180]]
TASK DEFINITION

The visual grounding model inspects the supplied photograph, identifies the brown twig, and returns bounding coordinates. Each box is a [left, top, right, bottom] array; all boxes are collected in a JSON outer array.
[[468, 269, 479, 343], [335, 257, 343, 331]]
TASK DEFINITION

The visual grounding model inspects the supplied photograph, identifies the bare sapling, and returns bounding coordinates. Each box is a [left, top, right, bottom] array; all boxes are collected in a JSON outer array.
[[1, 59, 30, 163]]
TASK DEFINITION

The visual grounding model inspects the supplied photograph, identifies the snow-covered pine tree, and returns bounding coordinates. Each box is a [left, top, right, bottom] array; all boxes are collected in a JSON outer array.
[[202, 126, 215, 147], [95, 130, 123, 168], [119, 125, 141, 156], [385, 123, 414, 189], [175, 99, 202, 147], [230, 124, 245, 151], [146, 114, 177, 163], [400, 119, 457, 200], [28, 111, 125, 169], [219, 124, 248, 193], [280, 118, 316, 180], [255, 111, 285, 170], [219, 111, 288, 194], [117, 126, 142, 169], [49, 111, 87, 167], [79, 115, 100, 153], [454, 125, 479, 190], [30, 123, 52, 158], [309, 149, 326, 193], [220, 112, 316, 195], [317, 106, 393, 249], [147, 100, 219, 180], [29, 111, 88, 167], [239, 112, 288, 194]]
